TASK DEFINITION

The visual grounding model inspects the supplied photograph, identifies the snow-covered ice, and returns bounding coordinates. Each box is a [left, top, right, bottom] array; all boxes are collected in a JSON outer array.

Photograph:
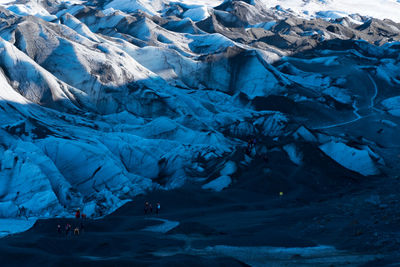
[[382, 96, 400, 117], [143, 218, 180, 233], [0, 218, 37, 238], [283, 144, 303, 165], [220, 161, 237, 176], [202, 176, 232, 192], [256, 0, 400, 22], [320, 141, 379, 176], [0, 0, 397, 220]]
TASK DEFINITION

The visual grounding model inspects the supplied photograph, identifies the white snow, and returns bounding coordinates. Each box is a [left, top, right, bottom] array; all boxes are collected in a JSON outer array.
[[283, 144, 303, 165], [104, 0, 223, 15], [168, 0, 224, 8], [0, 0, 395, 221], [5, 3, 57, 21], [202, 175, 232, 192], [220, 161, 237, 176], [104, 0, 161, 15], [256, 0, 400, 23], [0, 218, 37, 238], [293, 126, 317, 142], [249, 21, 277, 30], [322, 87, 352, 104], [381, 96, 400, 117], [381, 119, 398, 127], [0, 0, 85, 21], [143, 218, 180, 233], [320, 141, 379, 176], [2, 0, 400, 23], [183, 6, 210, 22]]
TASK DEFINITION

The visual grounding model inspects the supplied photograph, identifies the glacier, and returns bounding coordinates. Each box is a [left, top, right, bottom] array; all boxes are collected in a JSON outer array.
[[0, 0, 398, 223]]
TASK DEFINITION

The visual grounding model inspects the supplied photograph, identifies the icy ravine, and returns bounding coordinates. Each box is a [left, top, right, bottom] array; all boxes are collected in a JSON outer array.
[[0, 0, 399, 224]]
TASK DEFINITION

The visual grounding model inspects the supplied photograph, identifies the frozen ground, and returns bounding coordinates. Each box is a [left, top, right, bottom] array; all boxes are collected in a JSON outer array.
[[0, 179, 399, 266]]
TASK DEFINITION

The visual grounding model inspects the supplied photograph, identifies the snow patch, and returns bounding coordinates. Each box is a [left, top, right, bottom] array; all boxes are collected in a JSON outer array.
[[283, 144, 303, 165], [257, 0, 400, 23], [0, 218, 37, 238], [220, 161, 237, 176], [293, 126, 317, 142], [320, 141, 379, 176], [382, 96, 400, 117], [202, 176, 232, 192], [143, 218, 179, 233], [5, 3, 57, 21], [183, 7, 210, 22]]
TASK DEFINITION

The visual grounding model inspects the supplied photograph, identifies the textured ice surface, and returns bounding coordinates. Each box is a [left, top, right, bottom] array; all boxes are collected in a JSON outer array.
[[202, 176, 232, 192], [143, 218, 180, 233], [0, 218, 37, 238], [0, 0, 398, 221], [320, 142, 379, 176]]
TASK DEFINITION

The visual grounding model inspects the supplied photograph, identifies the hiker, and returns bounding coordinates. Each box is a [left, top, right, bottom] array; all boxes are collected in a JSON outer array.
[[149, 203, 153, 214], [245, 146, 250, 155], [74, 227, 80, 236], [246, 138, 255, 155], [65, 224, 71, 236], [144, 202, 149, 214], [250, 138, 256, 149], [80, 221, 85, 233], [156, 203, 161, 214], [248, 138, 258, 156], [57, 224, 62, 234], [75, 208, 81, 219], [247, 138, 253, 148]]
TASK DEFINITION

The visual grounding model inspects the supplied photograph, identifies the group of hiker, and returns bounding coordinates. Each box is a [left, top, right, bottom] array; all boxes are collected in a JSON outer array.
[[57, 223, 84, 236], [57, 208, 87, 237], [51, 136, 271, 238], [56, 201, 162, 236], [144, 201, 161, 215], [75, 208, 87, 219], [54, 137, 257, 237]]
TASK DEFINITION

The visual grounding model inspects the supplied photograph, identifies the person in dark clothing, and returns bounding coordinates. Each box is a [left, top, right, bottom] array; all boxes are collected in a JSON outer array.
[[156, 203, 161, 214], [144, 202, 149, 214], [57, 224, 62, 234], [247, 139, 253, 148], [65, 224, 71, 236], [149, 204, 153, 214], [80, 221, 85, 233], [246, 138, 256, 155]]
